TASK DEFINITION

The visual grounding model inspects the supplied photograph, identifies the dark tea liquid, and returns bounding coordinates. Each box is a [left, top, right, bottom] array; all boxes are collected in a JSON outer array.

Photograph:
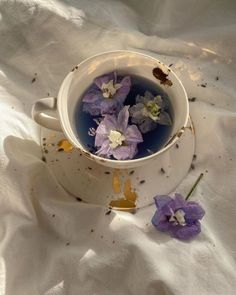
[[75, 75, 173, 159]]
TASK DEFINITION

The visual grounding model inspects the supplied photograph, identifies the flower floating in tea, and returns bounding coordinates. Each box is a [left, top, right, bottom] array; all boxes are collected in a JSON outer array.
[[95, 106, 143, 160], [80, 73, 173, 160], [129, 91, 172, 134], [82, 72, 131, 115], [152, 174, 205, 240]]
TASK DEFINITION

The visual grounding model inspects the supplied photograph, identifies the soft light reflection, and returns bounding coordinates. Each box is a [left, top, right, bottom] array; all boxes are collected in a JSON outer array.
[[45, 281, 64, 294], [80, 249, 96, 263], [0, 257, 6, 295]]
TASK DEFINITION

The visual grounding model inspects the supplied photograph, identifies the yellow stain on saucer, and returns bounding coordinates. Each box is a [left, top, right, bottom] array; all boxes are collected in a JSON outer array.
[[124, 179, 137, 202], [57, 139, 73, 152], [109, 198, 136, 209], [109, 175, 137, 211], [112, 169, 121, 194]]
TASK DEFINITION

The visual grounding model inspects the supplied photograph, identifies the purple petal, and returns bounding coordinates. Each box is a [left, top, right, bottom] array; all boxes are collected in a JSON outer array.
[[95, 115, 117, 146], [171, 194, 186, 211], [83, 102, 102, 116], [125, 125, 143, 143], [94, 72, 115, 89], [169, 221, 201, 240], [139, 118, 157, 134], [154, 195, 173, 209], [158, 111, 172, 125], [96, 139, 111, 157], [151, 210, 170, 232], [183, 202, 205, 222], [100, 99, 118, 115], [114, 76, 131, 101], [112, 144, 137, 160], [117, 106, 129, 132], [82, 88, 103, 103]]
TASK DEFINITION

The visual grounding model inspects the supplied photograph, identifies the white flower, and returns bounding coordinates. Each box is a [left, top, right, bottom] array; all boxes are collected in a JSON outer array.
[[108, 130, 125, 148], [129, 91, 172, 134], [101, 80, 122, 98]]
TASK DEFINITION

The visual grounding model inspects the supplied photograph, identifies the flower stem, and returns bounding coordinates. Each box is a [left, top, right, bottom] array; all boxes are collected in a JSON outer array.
[[186, 173, 204, 200]]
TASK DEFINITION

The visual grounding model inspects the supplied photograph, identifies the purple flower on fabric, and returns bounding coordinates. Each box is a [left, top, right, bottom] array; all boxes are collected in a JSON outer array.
[[152, 194, 205, 240], [129, 91, 172, 134], [82, 72, 131, 115], [95, 106, 143, 160]]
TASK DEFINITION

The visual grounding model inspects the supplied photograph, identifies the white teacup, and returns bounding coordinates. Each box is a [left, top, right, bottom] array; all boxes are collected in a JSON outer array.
[[32, 50, 189, 169]]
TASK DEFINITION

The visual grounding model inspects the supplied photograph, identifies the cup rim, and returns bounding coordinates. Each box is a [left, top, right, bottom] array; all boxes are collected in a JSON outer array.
[[58, 50, 189, 165]]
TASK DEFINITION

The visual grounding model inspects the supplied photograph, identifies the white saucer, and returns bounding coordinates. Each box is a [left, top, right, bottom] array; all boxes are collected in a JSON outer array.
[[40, 117, 195, 209]]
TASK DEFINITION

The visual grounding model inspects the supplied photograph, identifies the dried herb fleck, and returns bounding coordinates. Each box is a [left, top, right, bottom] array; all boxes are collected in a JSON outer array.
[[188, 97, 196, 102], [160, 168, 166, 174], [105, 210, 112, 215], [139, 180, 145, 184], [31, 77, 36, 83], [76, 197, 82, 202], [104, 171, 110, 175], [42, 156, 47, 162], [129, 170, 135, 175]]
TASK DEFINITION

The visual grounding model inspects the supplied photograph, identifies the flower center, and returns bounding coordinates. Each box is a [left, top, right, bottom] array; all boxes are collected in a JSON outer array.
[[143, 100, 161, 122], [169, 209, 186, 226], [101, 80, 121, 99], [108, 130, 125, 148]]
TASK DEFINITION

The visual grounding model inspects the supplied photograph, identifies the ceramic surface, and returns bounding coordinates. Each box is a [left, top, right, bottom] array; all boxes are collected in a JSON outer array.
[[40, 117, 195, 209]]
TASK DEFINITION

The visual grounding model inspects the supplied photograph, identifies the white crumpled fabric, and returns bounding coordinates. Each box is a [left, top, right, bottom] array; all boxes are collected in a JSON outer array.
[[0, 0, 236, 294]]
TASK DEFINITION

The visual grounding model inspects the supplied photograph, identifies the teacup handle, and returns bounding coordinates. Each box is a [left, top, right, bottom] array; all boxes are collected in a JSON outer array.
[[32, 97, 62, 131]]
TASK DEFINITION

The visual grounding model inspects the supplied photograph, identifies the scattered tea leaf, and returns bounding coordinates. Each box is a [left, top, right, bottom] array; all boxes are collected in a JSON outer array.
[[160, 168, 165, 174], [188, 97, 196, 102]]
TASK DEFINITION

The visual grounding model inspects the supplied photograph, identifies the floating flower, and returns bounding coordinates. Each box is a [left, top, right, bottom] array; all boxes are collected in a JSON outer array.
[[95, 106, 143, 160], [82, 72, 131, 115], [152, 192, 205, 240], [129, 91, 172, 134]]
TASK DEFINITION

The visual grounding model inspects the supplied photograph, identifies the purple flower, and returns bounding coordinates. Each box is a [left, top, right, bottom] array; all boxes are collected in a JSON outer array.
[[82, 72, 131, 115], [129, 91, 172, 134], [95, 106, 143, 160], [152, 194, 205, 240]]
